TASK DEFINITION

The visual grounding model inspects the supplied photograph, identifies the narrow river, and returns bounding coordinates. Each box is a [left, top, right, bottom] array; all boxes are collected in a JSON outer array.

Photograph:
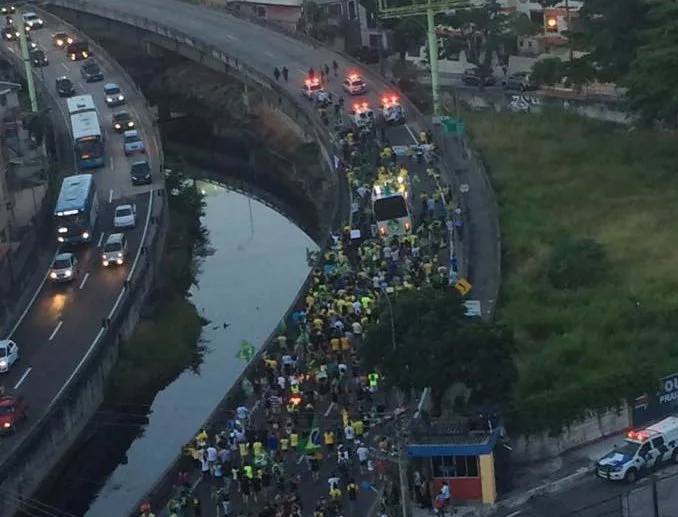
[[37, 180, 318, 517]]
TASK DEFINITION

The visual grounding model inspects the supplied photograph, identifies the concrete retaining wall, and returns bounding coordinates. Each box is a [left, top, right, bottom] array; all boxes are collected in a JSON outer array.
[[0, 9, 168, 516], [512, 406, 631, 465]]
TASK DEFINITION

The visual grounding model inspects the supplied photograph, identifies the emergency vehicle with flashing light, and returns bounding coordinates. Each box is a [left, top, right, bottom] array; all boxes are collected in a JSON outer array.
[[371, 175, 413, 237], [380, 94, 406, 125], [314, 89, 333, 107], [343, 73, 367, 95], [302, 76, 323, 100], [596, 417, 678, 483], [351, 102, 375, 129]]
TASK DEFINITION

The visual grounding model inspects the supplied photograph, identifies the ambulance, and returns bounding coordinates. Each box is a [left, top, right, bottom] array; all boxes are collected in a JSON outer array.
[[302, 76, 323, 100], [596, 417, 678, 483], [380, 94, 406, 125], [343, 72, 367, 95], [351, 102, 374, 129]]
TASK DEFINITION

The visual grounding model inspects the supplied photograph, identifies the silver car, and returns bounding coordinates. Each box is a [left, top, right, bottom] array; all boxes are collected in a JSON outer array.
[[123, 130, 145, 156], [49, 252, 78, 282], [101, 233, 128, 267]]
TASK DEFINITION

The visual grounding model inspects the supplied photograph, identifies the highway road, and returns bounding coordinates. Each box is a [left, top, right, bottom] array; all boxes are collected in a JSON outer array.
[[0, 8, 160, 461], [73, 0, 449, 213]]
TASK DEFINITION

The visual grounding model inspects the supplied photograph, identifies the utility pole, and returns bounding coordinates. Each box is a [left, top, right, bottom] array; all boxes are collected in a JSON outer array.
[[396, 424, 409, 517], [17, 18, 38, 113], [376, 0, 471, 116]]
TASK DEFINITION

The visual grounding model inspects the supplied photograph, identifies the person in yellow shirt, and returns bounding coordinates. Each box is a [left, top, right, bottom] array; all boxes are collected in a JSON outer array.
[[353, 418, 364, 437], [238, 441, 250, 460], [330, 337, 341, 353], [324, 430, 335, 452], [253, 440, 263, 457]]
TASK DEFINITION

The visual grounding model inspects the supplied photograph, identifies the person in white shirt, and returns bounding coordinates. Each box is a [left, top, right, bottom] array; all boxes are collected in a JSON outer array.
[[206, 445, 218, 465], [328, 474, 340, 490], [356, 444, 369, 473], [277, 375, 286, 390], [344, 423, 355, 442], [236, 405, 249, 422]]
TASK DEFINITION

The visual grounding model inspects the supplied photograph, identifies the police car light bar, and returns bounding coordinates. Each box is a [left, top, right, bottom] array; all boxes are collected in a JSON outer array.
[[361, 102, 368, 109], [305, 78, 319, 86], [349, 73, 359, 81]]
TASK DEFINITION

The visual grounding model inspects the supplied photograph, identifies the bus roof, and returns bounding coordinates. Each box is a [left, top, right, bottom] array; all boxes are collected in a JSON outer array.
[[54, 174, 94, 216], [67, 95, 96, 115], [71, 112, 102, 142]]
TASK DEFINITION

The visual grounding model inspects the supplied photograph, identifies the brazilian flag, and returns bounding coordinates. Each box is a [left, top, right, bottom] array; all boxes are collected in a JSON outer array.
[[300, 416, 321, 453]]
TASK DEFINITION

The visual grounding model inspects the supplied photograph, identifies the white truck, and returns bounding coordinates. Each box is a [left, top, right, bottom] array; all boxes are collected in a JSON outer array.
[[596, 417, 678, 482]]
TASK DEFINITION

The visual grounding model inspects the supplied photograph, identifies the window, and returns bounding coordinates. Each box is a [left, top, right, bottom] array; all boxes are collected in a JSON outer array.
[[327, 3, 342, 16], [651, 436, 665, 449], [431, 456, 479, 478], [529, 10, 544, 25], [638, 443, 651, 457], [348, 1, 356, 20]]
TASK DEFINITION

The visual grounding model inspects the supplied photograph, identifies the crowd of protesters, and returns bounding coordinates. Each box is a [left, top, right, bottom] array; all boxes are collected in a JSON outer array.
[[137, 64, 462, 517]]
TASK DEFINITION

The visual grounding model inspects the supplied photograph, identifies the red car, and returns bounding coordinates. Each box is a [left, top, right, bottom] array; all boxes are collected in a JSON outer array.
[[0, 396, 27, 433]]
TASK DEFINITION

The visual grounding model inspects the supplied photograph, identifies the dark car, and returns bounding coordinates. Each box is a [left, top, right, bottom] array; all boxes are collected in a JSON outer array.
[[0, 395, 27, 433], [55, 76, 75, 97], [80, 60, 103, 82], [461, 67, 497, 87], [52, 31, 74, 48], [505, 71, 537, 91], [1, 26, 18, 42], [112, 111, 135, 133], [30, 49, 47, 67], [349, 46, 380, 65], [130, 159, 152, 185]]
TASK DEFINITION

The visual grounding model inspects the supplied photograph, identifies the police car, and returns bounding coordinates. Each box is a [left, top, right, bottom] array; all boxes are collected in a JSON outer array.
[[380, 94, 406, 125], [597, 417, 678, 483], [343, 73, 367, 95], [302, 76, 323, 100], [351, 102, 374, 129]]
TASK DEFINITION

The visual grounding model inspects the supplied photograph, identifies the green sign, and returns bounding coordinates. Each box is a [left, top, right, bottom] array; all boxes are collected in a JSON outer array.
[[236, 340, 256, 362], [443, 117, 465, 136]]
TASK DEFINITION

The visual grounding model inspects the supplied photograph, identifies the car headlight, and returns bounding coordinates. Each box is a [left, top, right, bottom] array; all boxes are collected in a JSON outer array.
[[106, 97, 113, 102], [117, 258, 124, 265], [118, 95, 124, 100], [3, 422, 10, 428], [82, 232, 89, 239], [102, 260, 109, 267], [57, 236, 64, 243], [50, 271, 57, 279], [128, 121, 134, 127], [114, 123, 121, 129], [64, 269, 72, 277], [0, 360, 7, 368], [117, 252, 123, 258]]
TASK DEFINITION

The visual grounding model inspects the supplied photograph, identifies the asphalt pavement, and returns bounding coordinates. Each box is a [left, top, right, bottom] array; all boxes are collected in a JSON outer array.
[[0, 9, 159, 463]]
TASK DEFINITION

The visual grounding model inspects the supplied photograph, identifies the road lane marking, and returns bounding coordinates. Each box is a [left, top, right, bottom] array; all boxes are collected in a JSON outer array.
[[324, 401, 335, 417], [109, 156, 114, 170], [48, 327, 104, 410], [48, 321, 63, 341], [61, 62, 69, 71], [9, 251, 59, 338], [108, 189, 113, 203], [13, 368, 32, 390], [78, 81, 85, 91], [263, 51, 276, 60], [78, 272, 90, 290], [404, 124, 418, 144], [97, 233, 104, 247]]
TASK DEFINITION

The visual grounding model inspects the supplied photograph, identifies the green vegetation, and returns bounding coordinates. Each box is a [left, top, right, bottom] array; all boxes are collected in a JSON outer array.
[[108, 164, 208, 403], [467, 109, 678, 432], [363, 288, 516, 412]]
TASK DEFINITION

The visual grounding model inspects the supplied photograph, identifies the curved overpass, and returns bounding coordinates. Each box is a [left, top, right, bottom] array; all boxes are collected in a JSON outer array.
[[46, 0, 501, 315], [0, 8, 165, 516]]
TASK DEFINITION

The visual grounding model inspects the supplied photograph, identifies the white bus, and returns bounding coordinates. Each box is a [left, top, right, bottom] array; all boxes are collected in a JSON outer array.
[[71, 111, 105, 169], [67, 94, 97, 116]]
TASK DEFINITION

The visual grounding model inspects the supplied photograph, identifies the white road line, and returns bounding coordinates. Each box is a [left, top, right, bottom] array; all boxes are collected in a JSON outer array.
[[263, 51, 276, 60], [78, 272, 90, 290], [505, 511, 524, 517], [97, 233, 105, 247], [47, 327, 104, 410], [324, 401, 336, 417], [108, 189, 113, 203], [13, 368, 32, 390], [404, 124, 418, 144], [109, 157, 114, 170], [48, 321, 63, 341], [61, 62, 69, 71], [107, 190, 154, 320], [78, 81, 85, 91], [8, 251, 59, 338]]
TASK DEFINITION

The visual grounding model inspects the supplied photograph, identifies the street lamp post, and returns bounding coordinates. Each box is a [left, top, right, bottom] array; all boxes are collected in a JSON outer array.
[[17, 19, 38, 113]]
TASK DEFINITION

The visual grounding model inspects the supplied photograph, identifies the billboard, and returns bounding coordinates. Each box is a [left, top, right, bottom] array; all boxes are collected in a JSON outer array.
[[633, 373, 678, 426]]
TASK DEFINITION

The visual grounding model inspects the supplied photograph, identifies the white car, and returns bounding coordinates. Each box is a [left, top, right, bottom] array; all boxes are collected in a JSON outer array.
[[23, 12, 43, 29], [343, 73, 367, 95], [49, 252, 78, 283], [104, 82, 125, 107], [302, 77, 323, 100], [0, 340, 19, 373], [351, 102, 375, 129], [113, 204, 136, 229]]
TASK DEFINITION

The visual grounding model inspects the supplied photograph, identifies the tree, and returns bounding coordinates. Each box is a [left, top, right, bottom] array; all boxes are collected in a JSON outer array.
[[530, 57, 563, 87], [569, 0, 649, 83], [391, 17, 426, 63], [562, 56, 596, 92], [361, 288, 517, 411], [623, 1, 678, 125]]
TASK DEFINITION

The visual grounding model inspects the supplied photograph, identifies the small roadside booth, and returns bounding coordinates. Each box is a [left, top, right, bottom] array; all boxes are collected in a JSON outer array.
[[406, 416, 508, 504]]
